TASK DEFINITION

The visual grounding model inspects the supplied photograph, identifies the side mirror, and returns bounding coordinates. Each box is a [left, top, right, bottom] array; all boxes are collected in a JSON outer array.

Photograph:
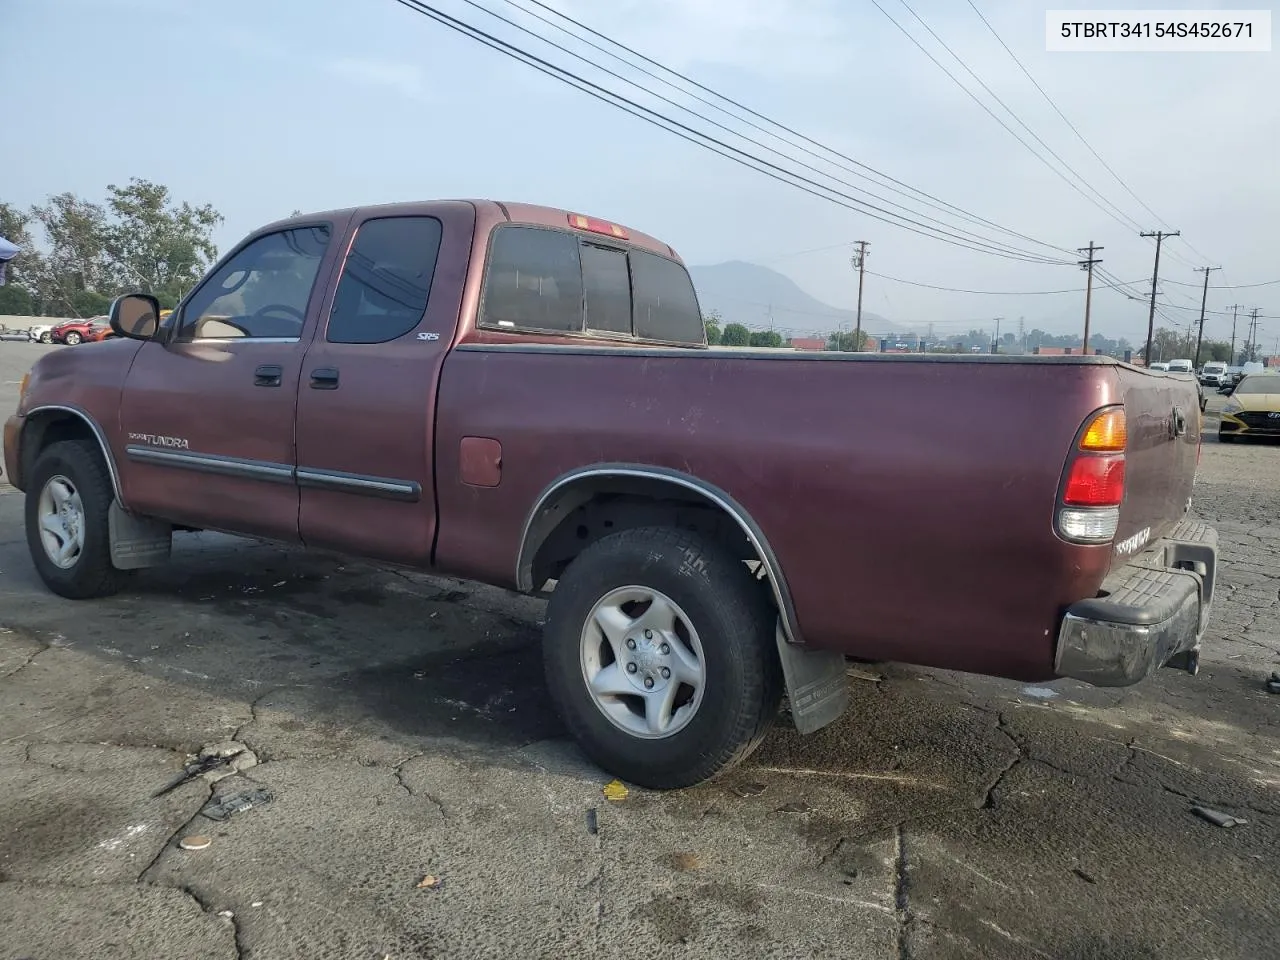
[[109, 293, 161, 340]]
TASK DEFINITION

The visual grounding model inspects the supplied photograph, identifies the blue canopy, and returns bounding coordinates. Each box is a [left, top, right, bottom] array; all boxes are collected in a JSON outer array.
[[0, 236, 18, 260]]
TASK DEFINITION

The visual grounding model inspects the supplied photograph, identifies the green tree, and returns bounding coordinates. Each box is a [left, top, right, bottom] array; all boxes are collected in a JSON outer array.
[[721, 322, 750, 346], [748, 330, 783, 348], [703, 310, 722, 345], [102, 178, 222, 302], [28, 192, 115, 316], [826, 330, 868, 351], [0, 202, 38, 315]]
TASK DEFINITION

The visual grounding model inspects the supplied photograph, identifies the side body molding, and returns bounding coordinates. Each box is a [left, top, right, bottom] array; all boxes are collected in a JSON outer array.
[[516, 464, 803, 646]]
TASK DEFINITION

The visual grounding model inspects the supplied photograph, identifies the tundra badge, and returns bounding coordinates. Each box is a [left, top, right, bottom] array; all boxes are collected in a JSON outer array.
[[128, 433, 190, 449]]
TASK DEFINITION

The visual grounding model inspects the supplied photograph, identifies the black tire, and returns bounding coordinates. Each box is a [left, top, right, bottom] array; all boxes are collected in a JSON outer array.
[[64, 331, 82, 345], [39, 332, 52, 344], [543, 526, 782, 790], [1218, 431, 1237, 444], [25, 439, 129, 599]]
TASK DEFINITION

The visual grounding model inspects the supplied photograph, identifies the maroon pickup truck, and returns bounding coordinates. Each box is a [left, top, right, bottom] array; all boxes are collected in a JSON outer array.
[[3, 200, 1218, 789]]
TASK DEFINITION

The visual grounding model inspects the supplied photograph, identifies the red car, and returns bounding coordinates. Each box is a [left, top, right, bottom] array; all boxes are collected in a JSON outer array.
[[50, 317, 115, 345]]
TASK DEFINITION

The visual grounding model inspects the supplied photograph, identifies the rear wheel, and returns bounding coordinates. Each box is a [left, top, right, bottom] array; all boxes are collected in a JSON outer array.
[[39, 331, 52, 344], [64, 331, 82, 345], [25, 440, 129, 599], [542, 526, 782, 789]]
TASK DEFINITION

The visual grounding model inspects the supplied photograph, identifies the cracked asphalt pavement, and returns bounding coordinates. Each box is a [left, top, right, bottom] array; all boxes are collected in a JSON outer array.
[[0, 343, 1277, 959]]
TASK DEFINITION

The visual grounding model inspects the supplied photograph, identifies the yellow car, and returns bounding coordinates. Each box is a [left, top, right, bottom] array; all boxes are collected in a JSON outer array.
[[1219, 372, 1280, 443]]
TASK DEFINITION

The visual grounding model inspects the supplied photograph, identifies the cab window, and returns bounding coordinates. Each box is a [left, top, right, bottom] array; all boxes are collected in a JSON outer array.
[[177, 226, 330, 341], [480, 225, 583, 333], [327, 217, 442, 344], [478, 223, 704, 345]]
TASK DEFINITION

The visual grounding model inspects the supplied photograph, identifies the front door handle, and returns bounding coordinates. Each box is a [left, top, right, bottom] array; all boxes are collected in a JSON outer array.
[[310, 367, 339, 390], [254, 364, 283, 387]]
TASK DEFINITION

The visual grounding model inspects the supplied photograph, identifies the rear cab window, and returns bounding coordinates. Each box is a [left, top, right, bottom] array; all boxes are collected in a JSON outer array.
[[478, 223, 704, 346]]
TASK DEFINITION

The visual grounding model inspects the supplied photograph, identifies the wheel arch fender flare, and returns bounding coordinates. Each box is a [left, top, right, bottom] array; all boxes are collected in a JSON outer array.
[[21, 404, 126, 506], [516, 463, 802, 646]]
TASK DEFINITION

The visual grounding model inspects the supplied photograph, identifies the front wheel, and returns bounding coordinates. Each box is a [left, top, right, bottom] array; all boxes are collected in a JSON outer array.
[[64, 331, 82, 345], [25, 439, 129, 599], [543, 526, 782, 790], [39, 331, 52, 344]]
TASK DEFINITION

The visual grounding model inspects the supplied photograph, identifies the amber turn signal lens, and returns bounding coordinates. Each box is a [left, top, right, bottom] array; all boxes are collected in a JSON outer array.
[[1080, 408, 1126, 452], [18, 373, 29, 398]]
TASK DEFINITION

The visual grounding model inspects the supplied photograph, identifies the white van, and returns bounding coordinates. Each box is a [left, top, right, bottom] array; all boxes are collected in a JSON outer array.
[[1200, 361, 1228, 386], [1166, 359, 1194, 374]]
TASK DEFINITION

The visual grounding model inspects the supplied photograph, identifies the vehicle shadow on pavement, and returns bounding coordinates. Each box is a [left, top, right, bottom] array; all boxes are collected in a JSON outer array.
[[2, 519, 1279, 959]]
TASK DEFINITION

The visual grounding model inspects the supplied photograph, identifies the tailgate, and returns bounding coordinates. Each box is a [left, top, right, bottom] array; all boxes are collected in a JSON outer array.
[[1111, 367, 1201, 558]]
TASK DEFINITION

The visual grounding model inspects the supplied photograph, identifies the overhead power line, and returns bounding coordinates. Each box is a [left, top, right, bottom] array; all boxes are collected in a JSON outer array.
[[493, 0, 1075, 260], [1161, 275, 1280, 290], [866, 269, 1147, 296], [963, 0, 1212, 272], [869, 0, 1150, 235], [454, 0, 1062, 261], [388, 0, 1074, 263]]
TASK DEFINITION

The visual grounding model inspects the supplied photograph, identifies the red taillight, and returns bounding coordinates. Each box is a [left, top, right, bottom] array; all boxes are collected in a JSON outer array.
[[1063, 455, 1126, 506]]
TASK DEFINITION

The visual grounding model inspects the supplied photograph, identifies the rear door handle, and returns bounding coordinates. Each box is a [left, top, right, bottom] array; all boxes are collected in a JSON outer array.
[[310, 367, 339, 390], [254, 364, 283, 387]]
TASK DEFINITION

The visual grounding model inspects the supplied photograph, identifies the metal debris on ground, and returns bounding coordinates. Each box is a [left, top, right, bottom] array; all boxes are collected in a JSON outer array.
[[201, 787, 274, 821], [1021, 686, 1060, 700], [1072, 868, 1097, 884], [602, 779, 629, 802], [846, 666, 882, 683], [776, 801, 811, 814], [1190, 805, 1248, 828], [1265, 671, 1280, 694], [153, 742, 258, 797], [585, 808, 598, 835], [179, 835, 212, 851], [732, 781, 766, 798], [416, 874, 443, 890]]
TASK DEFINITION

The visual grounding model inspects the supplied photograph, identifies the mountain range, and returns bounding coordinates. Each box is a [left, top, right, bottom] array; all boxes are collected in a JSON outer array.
[[688, 260, 896, 338]]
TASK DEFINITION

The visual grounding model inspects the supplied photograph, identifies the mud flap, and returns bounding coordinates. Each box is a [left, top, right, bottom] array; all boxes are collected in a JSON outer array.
[[775, 621, 849, 735], [109, 501, 172, 570]]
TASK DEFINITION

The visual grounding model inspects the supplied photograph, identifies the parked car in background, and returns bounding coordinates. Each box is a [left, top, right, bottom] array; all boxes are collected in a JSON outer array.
[[1219, 372, 1280, 442], [1199, 361, 1228, 387], [49, 317, 109, 345], [80, 320, 117, 344], [1167, 359, 1194, 374], [27, 324, 54, 344], [1148, 362, 1170, 371]]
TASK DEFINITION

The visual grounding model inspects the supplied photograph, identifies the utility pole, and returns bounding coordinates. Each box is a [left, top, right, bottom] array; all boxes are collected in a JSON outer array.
[[1140, 229, 1179, 366], [991, 317, 1003, 354], [1226, 304, 1241, 364], [1077, 241, 1103, 355], [1247, 307, 1260, 362], [850, 241, 869, 352], [1193, 266, 1219, 368]]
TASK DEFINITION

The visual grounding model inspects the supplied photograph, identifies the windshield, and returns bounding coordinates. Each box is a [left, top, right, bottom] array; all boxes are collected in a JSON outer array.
[[1234, 376, 1280, 396]]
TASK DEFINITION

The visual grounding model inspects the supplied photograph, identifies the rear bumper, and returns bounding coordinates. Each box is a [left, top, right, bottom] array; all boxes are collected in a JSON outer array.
[[1055, 519, 1218, 687]]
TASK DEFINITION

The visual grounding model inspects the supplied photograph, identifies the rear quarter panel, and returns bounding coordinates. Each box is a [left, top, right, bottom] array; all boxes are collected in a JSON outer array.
[[433, 349, 1122, 681]]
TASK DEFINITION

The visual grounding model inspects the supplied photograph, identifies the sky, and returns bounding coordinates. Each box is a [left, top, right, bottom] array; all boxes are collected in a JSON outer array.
[[2, 0, 1278, 349]]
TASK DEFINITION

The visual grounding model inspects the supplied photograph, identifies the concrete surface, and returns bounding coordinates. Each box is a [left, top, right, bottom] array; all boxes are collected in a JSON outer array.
[[0, 343, 1276, 959]]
